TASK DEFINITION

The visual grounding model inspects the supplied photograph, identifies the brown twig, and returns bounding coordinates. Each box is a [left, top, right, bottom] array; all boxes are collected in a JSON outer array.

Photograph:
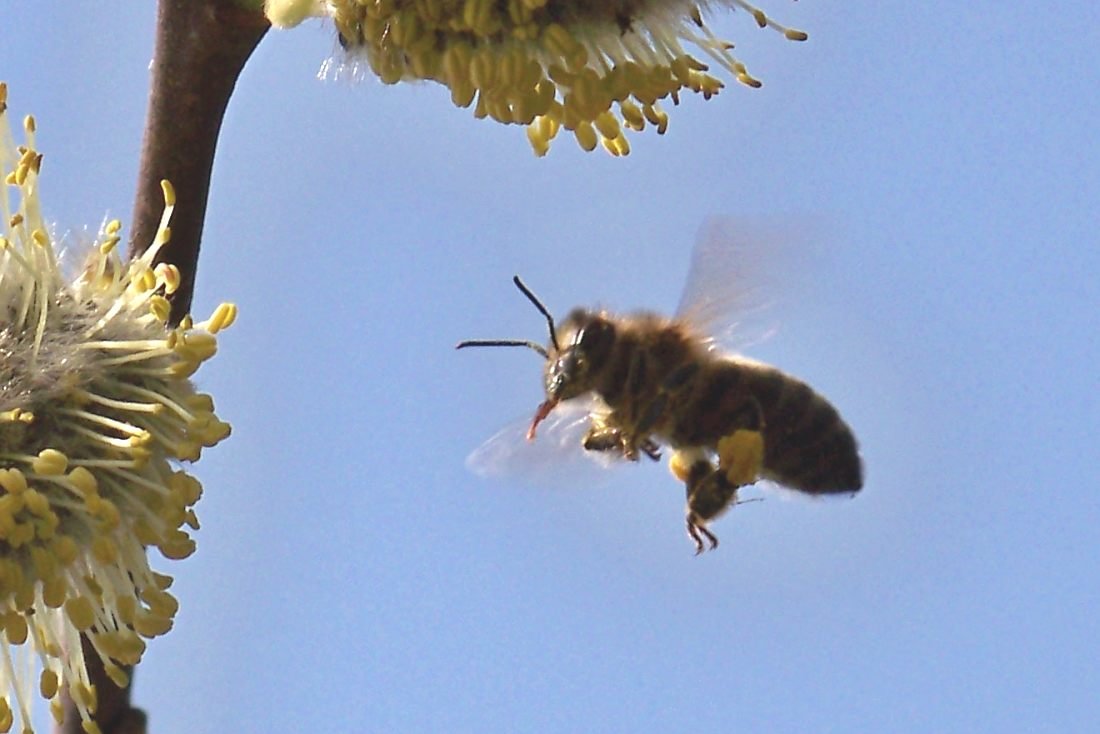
[[57, 2, 269, 733], [127, 0, 270, 324]]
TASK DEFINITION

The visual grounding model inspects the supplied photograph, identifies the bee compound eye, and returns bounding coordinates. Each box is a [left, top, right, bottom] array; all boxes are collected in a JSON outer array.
[[576, 319, 614, 358]]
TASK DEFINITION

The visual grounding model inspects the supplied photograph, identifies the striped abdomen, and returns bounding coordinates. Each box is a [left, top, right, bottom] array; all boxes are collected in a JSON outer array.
[[668, 358, 863, 495]]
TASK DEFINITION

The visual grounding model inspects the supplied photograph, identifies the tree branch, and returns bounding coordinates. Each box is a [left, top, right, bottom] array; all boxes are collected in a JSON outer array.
[[127, 0, 269, 323]]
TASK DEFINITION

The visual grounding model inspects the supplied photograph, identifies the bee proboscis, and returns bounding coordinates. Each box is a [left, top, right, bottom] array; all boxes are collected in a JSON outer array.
[[457, 235, 863, 554]]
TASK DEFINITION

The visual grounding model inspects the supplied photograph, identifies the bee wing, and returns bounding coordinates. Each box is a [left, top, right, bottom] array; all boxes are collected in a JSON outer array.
[[673, 219, 789, 350], [465, 396, 624, 486]]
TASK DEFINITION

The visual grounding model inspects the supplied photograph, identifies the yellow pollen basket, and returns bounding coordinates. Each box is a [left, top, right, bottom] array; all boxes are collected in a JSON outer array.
[[717, 429, 764, 487]]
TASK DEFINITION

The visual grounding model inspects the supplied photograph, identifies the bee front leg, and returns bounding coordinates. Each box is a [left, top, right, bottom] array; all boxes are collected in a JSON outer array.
[[583, 425, 628, 455], [583, 425, 661, 462], [581, 416, 636, 459]]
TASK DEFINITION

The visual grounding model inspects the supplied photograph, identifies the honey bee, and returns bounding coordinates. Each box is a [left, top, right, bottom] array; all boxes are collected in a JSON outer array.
[[457, 231, 863, 554]]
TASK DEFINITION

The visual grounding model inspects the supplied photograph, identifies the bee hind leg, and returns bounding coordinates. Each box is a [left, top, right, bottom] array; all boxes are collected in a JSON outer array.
[[671, 448, 759, 555], [686, 514, 719, 555], [716, 428, 765, 487]]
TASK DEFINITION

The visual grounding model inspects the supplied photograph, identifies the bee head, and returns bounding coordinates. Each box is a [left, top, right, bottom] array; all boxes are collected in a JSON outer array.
[[455, 276, 612, 440], [544, 309, 615, 402]]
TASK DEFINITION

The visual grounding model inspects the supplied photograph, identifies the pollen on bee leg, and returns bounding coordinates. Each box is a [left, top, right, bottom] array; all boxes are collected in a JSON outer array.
[[668, 448, 709, 483], [717, 429, 764, 487]]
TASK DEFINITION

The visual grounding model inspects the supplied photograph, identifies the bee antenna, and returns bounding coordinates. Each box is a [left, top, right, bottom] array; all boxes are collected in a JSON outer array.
[[455, 339, 550, 359], [512, 275, 560, 351]]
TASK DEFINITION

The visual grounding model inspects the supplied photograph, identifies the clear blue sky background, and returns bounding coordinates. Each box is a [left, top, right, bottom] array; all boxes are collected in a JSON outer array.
[[4, 2, 1099, 732]]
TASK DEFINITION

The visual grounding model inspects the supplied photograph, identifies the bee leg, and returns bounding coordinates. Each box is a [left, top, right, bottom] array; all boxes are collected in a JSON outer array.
[[672, 448, 760, 555], [687, 516, 719, 555], [669, 452, 730, 554], [583, 425, 625, 454], [717, 429, 765, 487], [716, 397, 767, 486], [580, 424, 638, 460]]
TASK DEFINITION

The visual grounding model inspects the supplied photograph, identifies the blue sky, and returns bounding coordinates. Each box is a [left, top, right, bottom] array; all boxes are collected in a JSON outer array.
[[3, 2, 1099, 732]]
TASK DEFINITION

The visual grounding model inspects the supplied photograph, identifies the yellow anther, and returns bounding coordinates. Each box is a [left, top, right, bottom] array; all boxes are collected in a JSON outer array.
[[65, 597, 97, 631], [104, 663, 129, 689], [470, 47, 497, 90], [156, 263, 181, 294], [619, 100, 645, 130], [785, 29, 808, 42], [51, 535, 79, 565], [91, 535, 119, 564], [23, 488, 49, 517], [602, 134, 630, 157], [4, 612, 29, 645], [133, 612, 173, 638], [573, 121, 598, 151], [143, 588, 180, 618], [737, 72, 762, 89], [594, 111, 621, 140], [451, 81, 477, 108], [158, 530, 197, 560], [40, 669, 59, 699], [0, 469, 28, 494], [94, 499, 121, 529], [175, 332, 217, 361], [33, 449, 68, 476], [671, 56, 692, 84], [170, 472, 204, 505], [116, 596, 137, 625], [13, 580, 35, 610], [160, 179, 176, 206], [0, 699, 11, 732], [75, 683, 97, 712], [66, 467, 98, 496], [207, 302, 238, 333], [132, 518, 160, 546], [542, 23, 578, 58], [42, 575, 68, 608], [149, 295, 171, 323], [185, 393, 216, 413]]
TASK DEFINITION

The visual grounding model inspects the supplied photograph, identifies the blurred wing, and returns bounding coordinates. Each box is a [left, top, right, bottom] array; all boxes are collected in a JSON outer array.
[[674, 219, 790, 350], [466, 396, 624, 486]]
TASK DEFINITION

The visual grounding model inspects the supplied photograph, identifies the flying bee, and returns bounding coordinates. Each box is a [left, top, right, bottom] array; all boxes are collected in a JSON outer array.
[[457, 231, 863, 554]]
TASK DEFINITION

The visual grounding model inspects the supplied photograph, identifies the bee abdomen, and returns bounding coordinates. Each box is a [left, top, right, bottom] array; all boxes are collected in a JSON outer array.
[[746, 366, 863, 494]]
